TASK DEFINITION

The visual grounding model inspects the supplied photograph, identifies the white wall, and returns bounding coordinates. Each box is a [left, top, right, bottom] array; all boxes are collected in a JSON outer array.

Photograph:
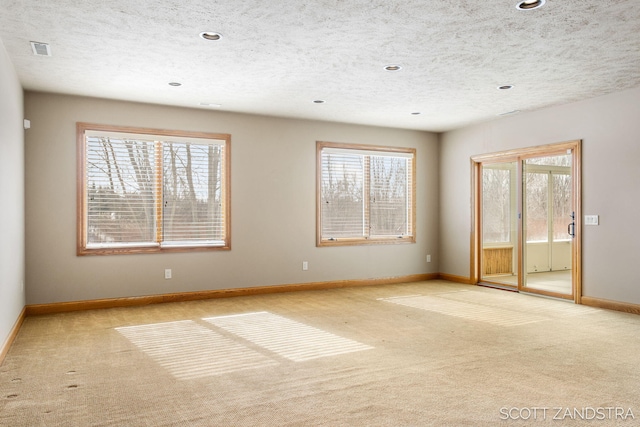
[[0, 39, 25, 346], [440, 86, 640, 305], [24, 92, 439, 305]]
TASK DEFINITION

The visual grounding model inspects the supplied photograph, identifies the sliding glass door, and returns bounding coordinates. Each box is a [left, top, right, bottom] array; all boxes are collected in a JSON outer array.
[[473, 141, 581, 302]]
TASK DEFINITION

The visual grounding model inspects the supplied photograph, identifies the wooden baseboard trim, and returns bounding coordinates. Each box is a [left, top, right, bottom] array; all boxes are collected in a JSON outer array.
[[581, 296, 640, 315], [437, 273, 473, 285], [25, 273, 438, 316], [0, 306, 26, 366]]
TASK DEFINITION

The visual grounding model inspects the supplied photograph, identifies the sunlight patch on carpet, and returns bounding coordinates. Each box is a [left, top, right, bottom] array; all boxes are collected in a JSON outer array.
[[440, 290, 600, 317], [203, 312, 374, 362], [379, 295, 547, 327], [116, 320, 277, 380]]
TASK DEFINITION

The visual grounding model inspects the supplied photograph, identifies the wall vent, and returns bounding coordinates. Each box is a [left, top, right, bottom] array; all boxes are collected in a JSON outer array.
[[30, 41, 51, 56]]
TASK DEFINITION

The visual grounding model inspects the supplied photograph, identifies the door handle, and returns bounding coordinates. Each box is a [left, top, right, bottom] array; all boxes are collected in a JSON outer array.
[[568, 211, 576, 238]]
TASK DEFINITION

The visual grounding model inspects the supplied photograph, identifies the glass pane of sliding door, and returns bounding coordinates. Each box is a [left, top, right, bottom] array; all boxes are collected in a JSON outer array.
[[481, 162, 518, 287], [522, 154, 573, 296]]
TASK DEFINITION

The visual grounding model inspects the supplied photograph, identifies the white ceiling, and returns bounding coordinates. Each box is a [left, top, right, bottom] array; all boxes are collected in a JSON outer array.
[[1, 0, 639, 132]]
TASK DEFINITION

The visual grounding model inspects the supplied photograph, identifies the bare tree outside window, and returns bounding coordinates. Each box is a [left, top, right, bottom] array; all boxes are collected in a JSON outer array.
[[320, 153, 364, 238], [86, 137, 156, 245], [369, 156, 408, 236], [552, 173, 572, 241], [163, 142, 224, 243], [525, 171, 549, 242], [482, 166, 512, 243]]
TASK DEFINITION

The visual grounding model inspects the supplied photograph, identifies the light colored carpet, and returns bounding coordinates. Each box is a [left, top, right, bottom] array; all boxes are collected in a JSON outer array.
[[2, 280, 639, 426]]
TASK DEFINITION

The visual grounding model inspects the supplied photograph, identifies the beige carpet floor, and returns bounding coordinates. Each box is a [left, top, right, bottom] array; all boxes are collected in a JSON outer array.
[[1, 280, 640, 426]]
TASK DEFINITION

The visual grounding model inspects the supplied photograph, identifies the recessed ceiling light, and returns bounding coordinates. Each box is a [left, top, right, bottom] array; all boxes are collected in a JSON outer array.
[[384, 65, 402, 71], [411, 112, 421, 115], [168, 82, 182, 87], [313, 100, 325, 104], [516, 0, 546, 10], [498, 85, 514, 90], [200, 102, 221, 108], [199, 31, 222, 41]]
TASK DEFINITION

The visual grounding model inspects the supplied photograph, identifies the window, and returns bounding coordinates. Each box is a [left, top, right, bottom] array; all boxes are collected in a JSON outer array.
[[77, 123, 230, 255], [482, 163, 515, 244], [317, 141, 415, 246]]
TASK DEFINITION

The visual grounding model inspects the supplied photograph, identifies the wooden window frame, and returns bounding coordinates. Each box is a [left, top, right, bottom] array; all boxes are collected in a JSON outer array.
[[316, 141, 416, 247], [77, 122, 231, 255]]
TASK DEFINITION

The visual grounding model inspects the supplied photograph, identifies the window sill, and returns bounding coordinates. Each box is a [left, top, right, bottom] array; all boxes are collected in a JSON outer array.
[[317, 236, 415, 247], [78, 244, 231, 256]]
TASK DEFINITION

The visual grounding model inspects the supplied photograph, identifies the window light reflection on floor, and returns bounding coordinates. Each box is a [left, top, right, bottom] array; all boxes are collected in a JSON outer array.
[[203, 312, 374, 362], [115, 312, 373, 380], [116, 320, 277, 380], [432, 289, 599, 317], [379, 294, 547, 327]]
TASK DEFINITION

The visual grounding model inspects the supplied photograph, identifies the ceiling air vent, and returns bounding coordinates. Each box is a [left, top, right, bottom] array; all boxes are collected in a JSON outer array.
[[30, 41, 51, 56]]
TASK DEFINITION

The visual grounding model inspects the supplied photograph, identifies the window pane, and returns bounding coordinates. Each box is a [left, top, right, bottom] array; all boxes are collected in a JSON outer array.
[[526, 154, 571, 167], [162, 142, 225, 245], [86, 137, 156, 246], [552, 173, 572, 241], [320, 153, 365, 238], [369, 156, 410, 236], [525, 172, 549, 242], [482, 167, 511, 243]]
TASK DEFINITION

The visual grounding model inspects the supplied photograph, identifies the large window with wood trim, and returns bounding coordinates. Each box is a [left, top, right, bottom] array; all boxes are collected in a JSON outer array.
[[317, 141, 416, 246], [77, 123, 230, 255]]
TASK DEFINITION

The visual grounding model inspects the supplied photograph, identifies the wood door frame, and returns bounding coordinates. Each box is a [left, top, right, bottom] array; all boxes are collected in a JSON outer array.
[[470, 140, 582, 304]]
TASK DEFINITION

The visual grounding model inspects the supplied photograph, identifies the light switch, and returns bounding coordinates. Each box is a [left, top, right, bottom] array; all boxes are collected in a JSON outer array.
[[584, 215, 599, 226]]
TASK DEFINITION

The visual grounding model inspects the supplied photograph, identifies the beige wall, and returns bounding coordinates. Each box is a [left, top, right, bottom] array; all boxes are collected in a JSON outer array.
[[24, 92, 439, 305], [23, 79, 640, 308], [440, 86, 640, 305], [0, 39, 25, 345]]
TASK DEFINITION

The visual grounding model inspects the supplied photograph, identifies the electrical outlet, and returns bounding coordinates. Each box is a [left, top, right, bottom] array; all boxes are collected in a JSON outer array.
[[427, 255, 431, 263], [302, 261, 309, 271], [164, 269, 172, 279]]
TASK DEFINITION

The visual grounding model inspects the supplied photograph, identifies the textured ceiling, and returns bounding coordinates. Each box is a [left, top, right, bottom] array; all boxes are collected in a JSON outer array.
[[1, 0, 639, 132]]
